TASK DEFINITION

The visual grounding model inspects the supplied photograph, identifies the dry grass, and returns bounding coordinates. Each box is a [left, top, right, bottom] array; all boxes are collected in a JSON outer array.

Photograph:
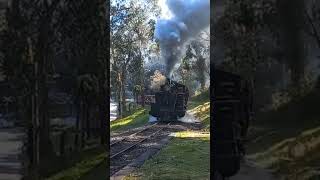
[[248, 126, 320, 180]]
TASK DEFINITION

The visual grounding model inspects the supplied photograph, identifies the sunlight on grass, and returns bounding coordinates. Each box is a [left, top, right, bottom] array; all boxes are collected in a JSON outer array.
[[187, 102, 210, 130], [188, 89, 209, 109], [46, 153, 106, 180], [190, 89, 209, 102], [125, 135, 210, 180], [110, 109, 147, 131], [188, 102, 210, 115], [171, 131, 210, 138]]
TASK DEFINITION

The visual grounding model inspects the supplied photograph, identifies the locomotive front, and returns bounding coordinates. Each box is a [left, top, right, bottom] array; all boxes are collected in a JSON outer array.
[[149, 78, 189, 122]]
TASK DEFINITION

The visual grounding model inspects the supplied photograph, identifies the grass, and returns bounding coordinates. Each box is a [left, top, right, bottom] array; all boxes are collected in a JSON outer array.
[[125, 132, 210, 180], [45, 148, 106, 180], [78, 160, 107, 180], [245, 90, 320, 179], [110, 107, 149, 132], [188, 89, 209, 109], [188, 89, 210, 130], [248, 126, 320, 180], [202, 114, 210, 131], [188, 102, 210, 131], [247, 90, 320, 154]]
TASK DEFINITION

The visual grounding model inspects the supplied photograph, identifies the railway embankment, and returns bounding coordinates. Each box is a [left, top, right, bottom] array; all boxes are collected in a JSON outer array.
[[244, 90, 320, 180], [110, 107, 149, 133]]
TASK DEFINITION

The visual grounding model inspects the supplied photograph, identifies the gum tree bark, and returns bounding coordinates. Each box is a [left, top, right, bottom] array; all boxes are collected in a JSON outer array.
[[277, 0, 306, 90]]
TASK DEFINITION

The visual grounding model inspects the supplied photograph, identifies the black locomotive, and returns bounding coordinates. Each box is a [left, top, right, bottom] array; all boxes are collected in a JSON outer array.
[[213, 69, 253, 179], [149, 78, 189, 122]]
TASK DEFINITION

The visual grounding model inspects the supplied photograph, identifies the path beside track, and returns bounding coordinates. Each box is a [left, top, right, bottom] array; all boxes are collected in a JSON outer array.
[[0, 128, 24, 180]]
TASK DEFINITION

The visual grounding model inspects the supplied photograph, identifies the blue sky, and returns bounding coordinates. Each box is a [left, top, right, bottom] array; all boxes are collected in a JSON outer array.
[[158, 0, 172, 19], [111, 0, 171, 19]]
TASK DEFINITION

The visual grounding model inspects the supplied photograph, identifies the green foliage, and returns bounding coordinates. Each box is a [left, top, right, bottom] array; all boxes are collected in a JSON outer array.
[[218, 0, 276, 79], [175, 29, 210, 93], [271, 73, 315, 110], [271, 90, 291, 110], [57, 0, 106, 76], [110, 0, 160, 107], [188, 89, 210, 109], [133, 85, 142, 93], [76, 74, 99, 102], [1, 2, 108, 179]]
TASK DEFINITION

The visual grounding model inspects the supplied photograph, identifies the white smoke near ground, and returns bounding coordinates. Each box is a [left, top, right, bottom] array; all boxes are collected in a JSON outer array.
[[178, 112, 200, 123], [155, 0, 210, 77], [149, 115, 158, 122], [150, 70, 167, 91]]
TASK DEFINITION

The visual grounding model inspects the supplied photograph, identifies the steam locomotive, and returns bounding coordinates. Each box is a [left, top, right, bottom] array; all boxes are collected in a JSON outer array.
[[149, 78, 189, 122], [213, 69, 253, 179]]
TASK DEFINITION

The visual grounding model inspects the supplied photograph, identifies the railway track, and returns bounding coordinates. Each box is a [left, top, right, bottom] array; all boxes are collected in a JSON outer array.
[[110, 122, 171, 176], [110, 122, 159, 147]]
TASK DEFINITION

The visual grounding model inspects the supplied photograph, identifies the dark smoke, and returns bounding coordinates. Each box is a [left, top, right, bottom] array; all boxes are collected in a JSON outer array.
[[155, 0, 210, 77]]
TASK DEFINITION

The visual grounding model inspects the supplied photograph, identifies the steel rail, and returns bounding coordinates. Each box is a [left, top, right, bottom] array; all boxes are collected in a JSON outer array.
[[110, 122, 159, 147], [110, 122, 170, 160]]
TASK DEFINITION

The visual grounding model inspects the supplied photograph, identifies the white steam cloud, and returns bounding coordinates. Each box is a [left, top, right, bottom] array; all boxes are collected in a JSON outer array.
[[150, 70, 167, 91], [155, 0, 210, 77]]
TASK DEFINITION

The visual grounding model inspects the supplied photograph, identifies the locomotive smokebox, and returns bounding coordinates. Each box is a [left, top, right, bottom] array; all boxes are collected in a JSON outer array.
[[149, 77, 189, 122]]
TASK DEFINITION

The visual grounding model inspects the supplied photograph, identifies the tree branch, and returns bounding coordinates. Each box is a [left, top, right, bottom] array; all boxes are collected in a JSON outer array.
[[304, 9, 320, 49]]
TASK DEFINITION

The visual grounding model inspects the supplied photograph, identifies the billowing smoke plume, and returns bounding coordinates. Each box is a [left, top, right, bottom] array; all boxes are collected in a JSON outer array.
[[155, 0, 210, 77], [150, 70, 167, 91]]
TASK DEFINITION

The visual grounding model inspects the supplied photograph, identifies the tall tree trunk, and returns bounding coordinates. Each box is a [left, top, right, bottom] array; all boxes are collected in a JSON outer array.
[[197, 56, 206, 90], [86, 101, 90, 139], [277, 0, 305, 91], [121, 69, 127, 114], [37, 18, 52, 164], [117, 72, 123, 118], [98, 8, 110, 144], [97, 0, 107, 145], [81, 101, 86, 148], [141, 89, 145, 107], [30, 44, 40, 180], [75, 100, 80, 149], [138, 47, 145, 107]]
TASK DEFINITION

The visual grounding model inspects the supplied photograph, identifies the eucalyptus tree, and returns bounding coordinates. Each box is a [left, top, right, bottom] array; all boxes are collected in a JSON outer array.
[[277, 0, 306, 93], [1, 0, 66, 179], [1, 0, 108, 178], [56, 0, 108, 145], [110, 0, 159, 117], [215, 0, 284, 99]]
